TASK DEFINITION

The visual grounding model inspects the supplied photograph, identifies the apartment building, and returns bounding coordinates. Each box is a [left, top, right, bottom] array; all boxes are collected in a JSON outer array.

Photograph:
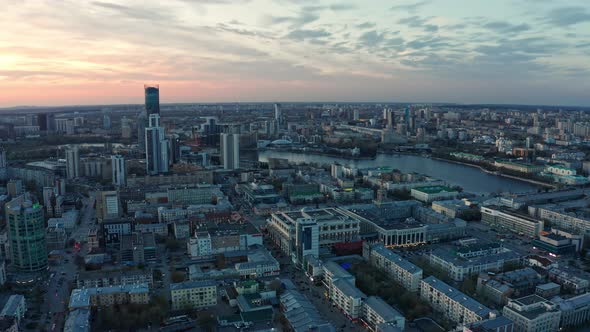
[[76, 268, 154, 289], [170, 280, 217, 311], [69, 284, 150, 310], [363, 242, 422, 292], [362, 296, 405, 332], [555, 292, 590, 329], [420, 276, 492, 326]]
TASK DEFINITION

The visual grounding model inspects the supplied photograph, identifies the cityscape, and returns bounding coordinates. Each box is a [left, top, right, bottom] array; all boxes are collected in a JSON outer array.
[[2, 1, 590, 332]]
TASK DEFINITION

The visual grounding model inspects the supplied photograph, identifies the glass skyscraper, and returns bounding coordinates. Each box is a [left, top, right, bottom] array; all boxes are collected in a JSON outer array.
[[144, 84, 160, 116], [6, 196, 47, 272]]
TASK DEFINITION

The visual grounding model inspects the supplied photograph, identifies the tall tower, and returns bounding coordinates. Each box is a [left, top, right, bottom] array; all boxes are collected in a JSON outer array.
[[145, 114, 168, 175], [220, 133, 240, 170], [111, 155, 126, 187], [65, 146, 80, 179], [0, 146, 6, 180], [274, 103, 282, 127], [144, 84, 160, 117], [6, 196, 47, 273]]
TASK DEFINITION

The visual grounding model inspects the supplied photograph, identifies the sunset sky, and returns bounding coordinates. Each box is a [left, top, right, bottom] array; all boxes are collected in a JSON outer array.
[[1, 0, 590, 107]]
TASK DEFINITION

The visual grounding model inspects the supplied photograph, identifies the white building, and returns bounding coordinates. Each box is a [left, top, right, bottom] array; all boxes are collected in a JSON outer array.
[[503, 295, 561, 332], [170, 280, 217, 311], [363, 243, 422, 292], [420, 276, 492, 326]]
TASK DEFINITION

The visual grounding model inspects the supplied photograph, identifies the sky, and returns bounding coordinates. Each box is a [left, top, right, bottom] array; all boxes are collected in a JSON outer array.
[[1, 0, 590, 107]]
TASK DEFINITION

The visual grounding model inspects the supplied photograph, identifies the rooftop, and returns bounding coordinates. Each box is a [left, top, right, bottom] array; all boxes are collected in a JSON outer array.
[[422, 276, 491, 318], [412, 185, 457, 194]]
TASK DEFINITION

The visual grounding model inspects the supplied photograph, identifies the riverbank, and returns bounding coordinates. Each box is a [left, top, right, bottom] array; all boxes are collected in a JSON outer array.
[[430, 156, 556, 189], [261, 147, 375, 160]]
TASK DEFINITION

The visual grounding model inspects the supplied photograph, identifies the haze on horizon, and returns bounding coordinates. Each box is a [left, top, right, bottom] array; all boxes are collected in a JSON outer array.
[[1, 0, 590, 108]]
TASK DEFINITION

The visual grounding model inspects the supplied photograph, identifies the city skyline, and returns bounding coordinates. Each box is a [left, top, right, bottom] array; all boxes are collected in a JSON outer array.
[[2, 0, 590, 107]]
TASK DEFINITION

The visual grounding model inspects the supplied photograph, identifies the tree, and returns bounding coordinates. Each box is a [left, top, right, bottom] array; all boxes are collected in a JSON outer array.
[[171, 271, 186, 283], [197, 311, 217, 332], [268, 279, 284, 295]]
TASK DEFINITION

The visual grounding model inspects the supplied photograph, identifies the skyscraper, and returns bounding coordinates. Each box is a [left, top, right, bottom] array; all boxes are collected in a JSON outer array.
[[386, 109, 395, 128], [65, 146, 80, 179], [220, 133, 240, 170], [111, 155, 126, 186], [144, 84, 160, 117], [137, 111, 147, 149], [6, 179, 23, 198], [274, 103, 282, 126], [145, 114, 169, 175], [0, 147, 6, 180], [6, 196, 47, 273], [0, 147, 6, 168], [102, 109, 112, 130]]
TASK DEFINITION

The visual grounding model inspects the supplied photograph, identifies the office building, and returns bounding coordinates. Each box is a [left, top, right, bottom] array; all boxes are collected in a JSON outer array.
[[363, 243, 423, 292], [411, 186, 459, 203], [503, 295, 561, 332], [144, 84, 160, 117], [6, 197, 47, 272], [145, 114, 169, 175], [95, 191, 121, 222], [65, 146, 80, 179], [102, 110, 111, 130], [481, 206, 544, 238], [464, 316, 514, 332], [220, 133, 240, 170], [170, 280, 217, 311], [0, 147, 6, 169], [268, 208, 360, 265], [76, 268, 153, 289], [421, 276, 492, 326], [555, 292, 590, 328], [111, 155, 126, 186]]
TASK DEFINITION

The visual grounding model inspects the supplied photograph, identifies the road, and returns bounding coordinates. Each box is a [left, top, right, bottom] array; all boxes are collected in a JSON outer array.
[[42, 192, 96, 331]]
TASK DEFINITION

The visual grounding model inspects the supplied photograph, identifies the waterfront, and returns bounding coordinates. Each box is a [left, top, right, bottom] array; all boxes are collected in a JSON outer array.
[[259, 150, 540, 194]]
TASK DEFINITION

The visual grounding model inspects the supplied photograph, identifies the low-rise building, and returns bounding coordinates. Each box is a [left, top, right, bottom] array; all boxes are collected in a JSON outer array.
[[411, 186, 459, 203], [481, 206, 543, 238], [280, 289, 335, 332], [420, 276, 492, 326], [64, 309, 91, 332], [429, 245, 521, 281], [76, 268, 153, 289], [68, 284, 149, 309], [170, 280, 217, 311], [503, 295, 561, 332], [555, 292, 590, 329]]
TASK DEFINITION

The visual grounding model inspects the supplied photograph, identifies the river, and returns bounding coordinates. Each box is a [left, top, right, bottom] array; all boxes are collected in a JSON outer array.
[[258, 150, 540, 195]]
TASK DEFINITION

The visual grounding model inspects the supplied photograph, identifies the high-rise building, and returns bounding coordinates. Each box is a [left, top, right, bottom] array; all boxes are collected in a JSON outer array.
[[0, 147, 6, 180], [6, 179, 23, 198], [137, 111, 147, 149], [386, 109, 395, 128], [65, 146, 80, 179], [145, 114, 169, 175], [102, 110, 112, 130], [200, 117, 220, 146], [37, 113, 55, 132], [6, 196, 47, 272], [220, 133, 239, 170], [111, 155, 126, 187], [295, 219, 319, 266], [274, 103, 282, 126], [0, 147, 6, 168], [144, 85, 160, 117], [353, 109, 360, 121]]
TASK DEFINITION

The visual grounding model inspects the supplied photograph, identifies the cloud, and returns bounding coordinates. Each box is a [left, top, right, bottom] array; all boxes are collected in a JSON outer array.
[[286, 29, 330, 41], [483, 21, 531, 34], [391, 1, 431, 13], [359, 30, 386, 48], [356, 22, 376, 29], [545, 6, 590, 27]]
